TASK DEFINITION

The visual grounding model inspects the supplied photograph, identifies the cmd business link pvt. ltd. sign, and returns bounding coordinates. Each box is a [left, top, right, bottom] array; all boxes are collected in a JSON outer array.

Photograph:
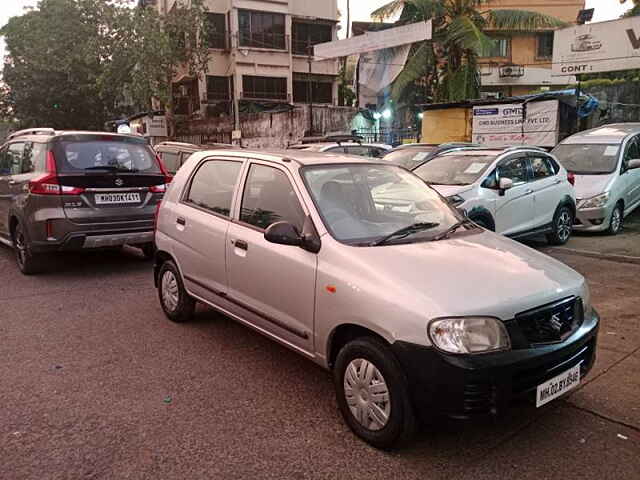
[[553, 16, 640, 76]]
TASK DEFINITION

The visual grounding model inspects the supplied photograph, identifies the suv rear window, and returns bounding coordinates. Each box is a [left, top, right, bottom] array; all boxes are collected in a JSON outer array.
[[53, 135, 160, 174]]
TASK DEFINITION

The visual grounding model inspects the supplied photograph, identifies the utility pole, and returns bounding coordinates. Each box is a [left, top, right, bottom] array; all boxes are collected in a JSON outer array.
[[307, 37, 314, 136]]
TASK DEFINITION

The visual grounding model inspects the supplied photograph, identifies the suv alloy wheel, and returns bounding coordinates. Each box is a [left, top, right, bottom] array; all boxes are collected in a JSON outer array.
[[13, 222, 45, 275]]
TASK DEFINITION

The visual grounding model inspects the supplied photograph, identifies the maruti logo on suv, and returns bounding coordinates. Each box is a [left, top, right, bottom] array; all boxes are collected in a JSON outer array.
[[115, 178, 124, 187]]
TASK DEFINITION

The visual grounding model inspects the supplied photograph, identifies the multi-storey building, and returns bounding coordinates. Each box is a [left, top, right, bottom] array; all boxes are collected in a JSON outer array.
[[479, 0, 585, 98], [154, 0, 340, 125]]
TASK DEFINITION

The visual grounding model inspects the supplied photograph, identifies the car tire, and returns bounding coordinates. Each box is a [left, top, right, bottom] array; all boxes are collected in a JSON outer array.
[[140, 242, 155, 260], [606, 203, 624, 235], [546, 205, 574, 245], [334, 337, 416, 449], [13, 222, 45, 275], [470, 215, 494, 231], [157, 260, 195, 323]]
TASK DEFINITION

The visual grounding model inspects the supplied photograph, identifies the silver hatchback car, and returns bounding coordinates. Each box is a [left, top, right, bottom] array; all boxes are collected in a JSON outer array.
[[154, 149, 599, 448]]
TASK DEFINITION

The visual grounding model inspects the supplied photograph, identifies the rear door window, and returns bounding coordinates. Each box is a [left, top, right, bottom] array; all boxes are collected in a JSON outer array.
[[22, 142, 47, 174], [530, 154, 556, 179], [53, 136, 159, 173], [185, 160, 243, 217]]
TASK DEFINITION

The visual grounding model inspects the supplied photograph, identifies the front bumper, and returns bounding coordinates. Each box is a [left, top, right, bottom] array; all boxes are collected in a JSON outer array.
[[574, 205, 612, 232], [391, 309, 599, 420]]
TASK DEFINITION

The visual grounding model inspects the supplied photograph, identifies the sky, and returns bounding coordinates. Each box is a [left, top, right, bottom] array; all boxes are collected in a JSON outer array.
[[0, 0, 635, 62]]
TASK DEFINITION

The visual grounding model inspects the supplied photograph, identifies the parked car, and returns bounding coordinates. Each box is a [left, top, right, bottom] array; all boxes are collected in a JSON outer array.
[[0, 128, 172, 274], [155, 141, 229, 174], [552, 123, 640, 235], [410, 146, 576, 245], [383, 142, 480, 169], [288, 135, 391, 158], [154, 148, 598, 448]]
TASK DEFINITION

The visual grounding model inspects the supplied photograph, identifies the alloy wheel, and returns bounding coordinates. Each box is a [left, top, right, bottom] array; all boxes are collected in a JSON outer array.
[[343, 358, 391, 431], [161, 270, 180, 313], [14, 227, 27, 269], [556, 210, 572, 243], [611, 207, 622, 233]]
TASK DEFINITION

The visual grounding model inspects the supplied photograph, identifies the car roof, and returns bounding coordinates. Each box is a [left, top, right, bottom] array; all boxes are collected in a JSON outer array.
[[439, 148, 504, 156], [189, 148, 388, 166], [288, 142, 391, 151], [6, 129, 149, 143], [560, 123, 640, 145]]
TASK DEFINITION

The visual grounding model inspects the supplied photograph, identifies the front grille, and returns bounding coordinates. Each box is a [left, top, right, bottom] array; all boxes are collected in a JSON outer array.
[[515, 297, 584, 345]]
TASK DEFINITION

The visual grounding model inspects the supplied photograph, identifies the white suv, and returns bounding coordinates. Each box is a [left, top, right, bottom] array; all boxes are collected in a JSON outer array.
[[411, 147, 576, 244]]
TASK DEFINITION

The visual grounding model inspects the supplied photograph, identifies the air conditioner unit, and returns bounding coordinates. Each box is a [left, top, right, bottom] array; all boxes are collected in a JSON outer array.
[[499, 64, 524, 78]]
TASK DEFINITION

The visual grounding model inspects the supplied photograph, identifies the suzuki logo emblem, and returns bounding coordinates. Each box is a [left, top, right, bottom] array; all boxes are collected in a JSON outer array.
[[115, 178, 124, 187], [549, 314, 563, 332]]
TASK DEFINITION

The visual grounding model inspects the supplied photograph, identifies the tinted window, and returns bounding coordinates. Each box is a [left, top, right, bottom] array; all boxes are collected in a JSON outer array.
[[161, 152, 180, 174], [54, 137, 159, 173], [7, 143, 25, 175], [240, 164, 305, 231], [325, 146, 346, 154], [552, 144, 619, 174], [498, 156, 529, 184], [0, 147, 10, 175], [413, 154, 495, 185], [205, 12, 227, 49], [530, 155, 555, 179], [21, 142, 47, 173], [186, 160, 242, 217], [344, 146, 371, 157]]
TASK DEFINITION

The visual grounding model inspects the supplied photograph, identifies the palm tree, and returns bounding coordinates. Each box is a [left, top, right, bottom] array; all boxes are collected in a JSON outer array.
[[371, 0, 567, 103]]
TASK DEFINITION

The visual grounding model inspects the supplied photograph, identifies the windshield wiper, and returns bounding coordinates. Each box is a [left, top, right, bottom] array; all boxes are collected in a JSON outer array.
[[432, 218, 477, 241], [370, 222, 440, 246]]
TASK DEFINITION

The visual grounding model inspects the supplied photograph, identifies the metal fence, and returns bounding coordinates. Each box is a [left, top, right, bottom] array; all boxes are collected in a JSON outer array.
[[175, 132, 233, 145], [354, 128, 420, 146]]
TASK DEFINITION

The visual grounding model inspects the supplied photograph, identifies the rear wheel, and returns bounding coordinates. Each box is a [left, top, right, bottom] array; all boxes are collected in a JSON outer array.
[[334, 337, 416, 449], [13, 223, 45, 275], [158, 260, 195, 323], [606, 203, 623, 235], [546, 205, 573, 245], [470, 215, 494, 231]]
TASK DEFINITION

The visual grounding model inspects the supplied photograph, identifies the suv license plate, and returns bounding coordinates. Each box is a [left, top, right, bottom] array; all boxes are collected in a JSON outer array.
[[536, 364, 581, 407], [95, 193, 141, 205]]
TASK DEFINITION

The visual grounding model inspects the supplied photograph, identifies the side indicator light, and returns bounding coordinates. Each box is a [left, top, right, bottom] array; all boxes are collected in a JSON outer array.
[[326, 285, 337, 294]]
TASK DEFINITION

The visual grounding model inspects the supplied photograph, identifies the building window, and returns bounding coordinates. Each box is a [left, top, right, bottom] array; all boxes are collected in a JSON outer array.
[[293, 74, 333, 104], [480, 38, 509, 58], [207, 76, 230, 101], [292, 22, 332, 55], [238, 10, 286, 50], [537, 32, 554, 59], [205, 13, 227, 49], [242, 76, 287, 101]]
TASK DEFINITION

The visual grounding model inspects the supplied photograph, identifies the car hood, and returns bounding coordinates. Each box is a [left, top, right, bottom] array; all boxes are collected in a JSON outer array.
[[325, 231, 585, 335], [573, 173, 615, 200], [431, 184, 474, 198]]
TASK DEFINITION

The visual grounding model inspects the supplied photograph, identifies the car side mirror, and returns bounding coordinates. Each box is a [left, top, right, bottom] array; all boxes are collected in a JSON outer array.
[[628, 159, 640, 170], [264, 221, 303, 247], [498, 177, 513, 196]]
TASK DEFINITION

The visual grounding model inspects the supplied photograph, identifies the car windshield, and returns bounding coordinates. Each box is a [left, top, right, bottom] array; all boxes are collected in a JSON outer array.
[[301, 164, 463, 245], [384, 147, 437, 169], [551, 144, 619, 174], [53, 136, 160, 173], [412, 153, 495, 185]]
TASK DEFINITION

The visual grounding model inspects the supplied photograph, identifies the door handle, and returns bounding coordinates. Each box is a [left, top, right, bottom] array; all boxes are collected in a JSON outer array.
[[8, 179, 16, 185], [525, 189, 533, 195], [176, 217, 186, 226], [234, 239, 248, 251]]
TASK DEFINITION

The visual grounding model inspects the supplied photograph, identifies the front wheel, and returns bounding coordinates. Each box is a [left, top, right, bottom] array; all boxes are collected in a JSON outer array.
[[334, 337, 416, 449], [606, 204, 623, 235], [157, 260, 195, 323], [546, 206, 574, 245]]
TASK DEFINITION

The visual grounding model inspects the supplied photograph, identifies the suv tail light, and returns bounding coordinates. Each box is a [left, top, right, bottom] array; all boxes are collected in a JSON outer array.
[[149, 154, 173, 194], [29, 151, 85, 195], [567, 171, 575, 186]]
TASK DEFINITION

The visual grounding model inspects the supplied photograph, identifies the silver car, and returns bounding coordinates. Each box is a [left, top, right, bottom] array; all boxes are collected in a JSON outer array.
[[154, 149, 599, 448], [552, 123, 640, 234]]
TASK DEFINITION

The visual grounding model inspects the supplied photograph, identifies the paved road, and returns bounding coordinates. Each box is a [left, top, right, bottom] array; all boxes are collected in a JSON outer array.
[[1, 246, 638, 480]]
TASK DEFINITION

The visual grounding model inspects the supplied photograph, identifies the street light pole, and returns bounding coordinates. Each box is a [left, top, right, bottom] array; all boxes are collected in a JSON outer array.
[[308, 38, 314, 136]]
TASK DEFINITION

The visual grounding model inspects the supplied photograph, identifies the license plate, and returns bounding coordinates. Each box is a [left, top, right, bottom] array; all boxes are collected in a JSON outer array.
[[536, 364, 581, 407], [95, 193, 141, 205]]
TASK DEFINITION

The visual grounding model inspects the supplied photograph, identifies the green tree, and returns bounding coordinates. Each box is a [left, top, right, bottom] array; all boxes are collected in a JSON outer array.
[[1, 0, 131, 130], [120, 0, 210, 138], [622, 0, 640, 17], [371, 0, 566, 103]]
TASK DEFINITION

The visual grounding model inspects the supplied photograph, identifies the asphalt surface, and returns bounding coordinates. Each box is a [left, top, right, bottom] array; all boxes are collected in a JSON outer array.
[[1, 246, 639, 480]]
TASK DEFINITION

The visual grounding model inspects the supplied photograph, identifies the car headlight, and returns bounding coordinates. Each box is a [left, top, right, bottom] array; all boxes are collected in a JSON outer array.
[[428, 317, 511, 354], [578, 192, 609, 209], [447, 194, 465, 207]]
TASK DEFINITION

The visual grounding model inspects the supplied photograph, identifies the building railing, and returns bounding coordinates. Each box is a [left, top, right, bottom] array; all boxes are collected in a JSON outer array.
[[237, 32, 289, 51]]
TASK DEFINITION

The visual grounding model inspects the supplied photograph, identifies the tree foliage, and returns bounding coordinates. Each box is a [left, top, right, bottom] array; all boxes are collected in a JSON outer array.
[[371, 0, 566, 104], [1, 0, 209, 136]]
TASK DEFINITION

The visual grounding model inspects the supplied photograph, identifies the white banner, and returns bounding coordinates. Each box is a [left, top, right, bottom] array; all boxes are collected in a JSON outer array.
[[471, 100, 560, 148], [553, 17, 640, 76], [314, 21, 431, 59]]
